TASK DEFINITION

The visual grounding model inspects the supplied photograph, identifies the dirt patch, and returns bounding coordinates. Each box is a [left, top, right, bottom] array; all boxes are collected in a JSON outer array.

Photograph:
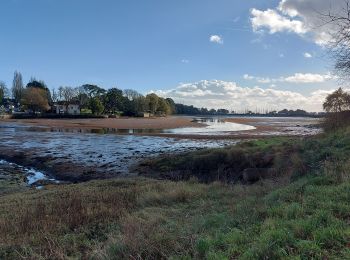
[[0, 116, 204, 130]]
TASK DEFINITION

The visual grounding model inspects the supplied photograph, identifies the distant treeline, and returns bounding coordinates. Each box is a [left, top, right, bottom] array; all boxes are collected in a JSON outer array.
[[0, 72, 233, 116], [0, 71, 321, 117], [174, 105, 322, 117]]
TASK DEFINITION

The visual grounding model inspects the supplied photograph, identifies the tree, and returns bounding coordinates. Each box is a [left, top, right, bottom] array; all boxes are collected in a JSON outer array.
[[51, 88, 58, 103], [166, 98, 176, 114], [133, 95, 147, 113], [124, 89, 142, 100], [76, 87, 89, 109], [320, 1, 350, 81], [122, 90, 146, 115], [58, 86, 77, 104], [157, 97, 171, 115], [26, 79, 47, 89], [0, 81, 6, 104], [104, 88, 125, 114], [26, 79, 53, 105], [82, 84, 106, 98], [12, 71, 23, 103], [22, 88, 50, 113], [217, 109, 229, 115], [323, 88, 350, 113], [89, 97, 104, 115], [146, 93, 159, 114], [323, 88, 350, 129]]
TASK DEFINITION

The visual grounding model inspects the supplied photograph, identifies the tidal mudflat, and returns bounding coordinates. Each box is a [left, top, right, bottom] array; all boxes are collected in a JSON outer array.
[[0, 120, 237, 183], [0, 117, 321, 184]]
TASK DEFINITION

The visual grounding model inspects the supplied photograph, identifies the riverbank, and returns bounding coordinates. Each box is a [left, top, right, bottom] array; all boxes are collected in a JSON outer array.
[[1, 127, 349, 259], [0, 116, 321, 184], [0, 125, 236, 184], [0, 116, 321, 140]]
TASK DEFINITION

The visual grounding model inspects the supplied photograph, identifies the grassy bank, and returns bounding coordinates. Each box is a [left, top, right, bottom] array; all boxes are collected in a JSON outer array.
[[140, 127, 350, 184], [1, 128, 350, 259]]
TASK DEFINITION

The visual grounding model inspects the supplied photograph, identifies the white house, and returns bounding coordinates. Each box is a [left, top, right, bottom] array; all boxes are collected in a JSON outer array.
[[56, 102, 80, 115]]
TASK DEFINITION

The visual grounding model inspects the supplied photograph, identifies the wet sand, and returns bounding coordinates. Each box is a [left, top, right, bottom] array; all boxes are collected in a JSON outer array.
[[0, 116, 321, 140], [1, 116, 204, 130]]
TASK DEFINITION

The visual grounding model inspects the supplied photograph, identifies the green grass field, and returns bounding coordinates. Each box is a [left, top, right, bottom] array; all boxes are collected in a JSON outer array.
[[1, 128, 350, 259]]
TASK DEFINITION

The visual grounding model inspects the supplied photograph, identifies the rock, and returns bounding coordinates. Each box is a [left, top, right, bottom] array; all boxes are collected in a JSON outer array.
[[242, 168, 277, 183]]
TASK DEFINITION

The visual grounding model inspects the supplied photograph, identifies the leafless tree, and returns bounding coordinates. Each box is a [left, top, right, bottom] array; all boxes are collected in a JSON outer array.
[[57, 86, 77, 103], [0, 81, 7, 102], [51, 88, 58, 103], [321, 1, 350, 81], [12, 71, 23, 103], [123, 89, 143, 100]]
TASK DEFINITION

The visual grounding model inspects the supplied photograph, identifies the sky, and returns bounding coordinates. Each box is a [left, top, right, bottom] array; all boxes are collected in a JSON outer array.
[[0, 0, 346, 111]]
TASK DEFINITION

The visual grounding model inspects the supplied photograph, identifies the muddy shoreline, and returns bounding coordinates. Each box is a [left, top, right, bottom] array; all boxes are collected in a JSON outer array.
[[0, 147, 113, 183], [0, 116, 321, 140], [0, 116, 321, 185], [0, 116, 205, 130]]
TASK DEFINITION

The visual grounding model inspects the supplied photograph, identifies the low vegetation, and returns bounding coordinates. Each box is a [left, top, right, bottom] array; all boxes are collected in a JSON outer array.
[[141, 113, 350, 184], [1, 126, 350, 259], [140, 137, 298, 183]]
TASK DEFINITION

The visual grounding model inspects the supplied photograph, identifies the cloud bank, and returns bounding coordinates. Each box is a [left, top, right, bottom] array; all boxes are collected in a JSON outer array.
[[154, 80, 333, 112], [250, 0, 345, 46], [243, 72, 333, 84]]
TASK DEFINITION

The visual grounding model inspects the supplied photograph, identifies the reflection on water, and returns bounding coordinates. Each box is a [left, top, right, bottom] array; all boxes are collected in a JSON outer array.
[[12, 117, 256, 136], [19, 127, 164, 135], [165, 118, 255, 135], [0, 159, 56, 186], [0, 122, 238, 175]]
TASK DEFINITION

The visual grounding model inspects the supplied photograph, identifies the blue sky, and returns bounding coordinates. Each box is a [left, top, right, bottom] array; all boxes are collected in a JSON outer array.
[[0, 0, 340, 111]]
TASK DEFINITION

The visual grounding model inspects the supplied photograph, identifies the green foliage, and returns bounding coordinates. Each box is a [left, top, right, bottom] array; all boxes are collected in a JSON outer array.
[[21, 87, 50, 113], [26, 78, 53, 105], [103, 88, 125, 114], [142, 137, 296, 182], [323, 88, 350, 130], [145, 93, 172, 115], [323, 87, 350, 113], [146, 93, 159, 114], [82, 84, 106, 98], [89, 97, 104, 115]]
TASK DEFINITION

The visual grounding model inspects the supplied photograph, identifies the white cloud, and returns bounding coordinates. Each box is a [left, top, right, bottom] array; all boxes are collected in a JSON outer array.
[[284, 73, 332, 83], [210, 35, 223, 44], [250, 8, 307, 34], [153, 80, 333, 112], [181, 59, 189, 63], [244, 74, 272, 84], [251, 0, 346, 46], [243, 72, 333, 84], [304, 52, 312, 58], [243, 74, 254, 80]]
